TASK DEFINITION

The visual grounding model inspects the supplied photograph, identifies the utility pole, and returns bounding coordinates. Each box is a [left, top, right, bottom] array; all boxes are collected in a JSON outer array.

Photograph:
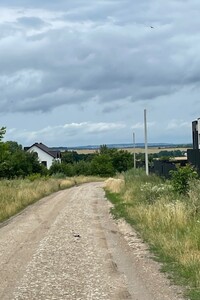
[[133, 132, 136, 169], [144, 109, 149, 175]]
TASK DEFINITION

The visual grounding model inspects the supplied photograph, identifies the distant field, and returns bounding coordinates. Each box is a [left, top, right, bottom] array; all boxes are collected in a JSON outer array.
[[75, 147, 192, 155], [125, 147, 191, 154]]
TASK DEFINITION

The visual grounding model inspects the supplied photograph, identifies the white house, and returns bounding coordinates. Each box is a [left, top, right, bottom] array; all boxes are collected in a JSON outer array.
[[25, 142, 61, 169]]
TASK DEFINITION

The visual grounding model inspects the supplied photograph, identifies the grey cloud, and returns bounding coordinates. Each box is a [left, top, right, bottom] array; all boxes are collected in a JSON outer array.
[[16, 88, 90, 113], [102, 104, 122, 114], [17, 17, 48, 28], [6, 122, 126, 145], [1, 1, 200, 114]]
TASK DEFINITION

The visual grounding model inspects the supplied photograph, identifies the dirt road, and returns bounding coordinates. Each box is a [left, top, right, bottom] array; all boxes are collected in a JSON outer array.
[[0, 183, 184, 300]]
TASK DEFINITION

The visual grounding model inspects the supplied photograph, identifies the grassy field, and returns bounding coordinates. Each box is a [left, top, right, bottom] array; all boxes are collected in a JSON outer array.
[[125, 146, 190, 154], [105, 170, 200, 300], [0, 176, 102, 223], [75, 146, 191, 155]]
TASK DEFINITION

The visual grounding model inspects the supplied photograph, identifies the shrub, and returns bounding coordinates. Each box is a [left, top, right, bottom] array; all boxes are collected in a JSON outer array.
[[140, 182, 173, 204], [26, 173, 42, 181], [90, 154, 115, 177], [51, 172, 66, 179], [74, 161, 91, 176], [49, 162, 75, 177], [170, 165, 198, 195]]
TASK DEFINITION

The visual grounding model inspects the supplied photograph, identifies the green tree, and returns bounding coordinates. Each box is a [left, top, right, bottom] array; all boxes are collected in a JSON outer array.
[[49, 161, 75, 177], [5, 141, 23, 153], [99, 144, 110, 155], [112, 150, 133, 173], [0, 127, 8, 163], [0, 140, 47, 179], [0, 127, 6, 141], [61, 151, 79, 164], [74, 161, 91, 176], [90, 154, 115, 177]]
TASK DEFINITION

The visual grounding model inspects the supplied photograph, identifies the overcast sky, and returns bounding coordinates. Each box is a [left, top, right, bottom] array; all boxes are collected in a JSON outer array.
[[1, 0, 200, 147]]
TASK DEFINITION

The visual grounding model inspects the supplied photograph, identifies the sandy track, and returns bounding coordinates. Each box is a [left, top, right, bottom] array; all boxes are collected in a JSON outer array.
[[0, 183, 184, 300]]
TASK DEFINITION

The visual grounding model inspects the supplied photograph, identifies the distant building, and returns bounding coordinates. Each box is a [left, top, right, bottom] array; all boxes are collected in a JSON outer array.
[[25, 142, 61, 169], [192, 119, 200, 149], [187, 118, 200, 173]]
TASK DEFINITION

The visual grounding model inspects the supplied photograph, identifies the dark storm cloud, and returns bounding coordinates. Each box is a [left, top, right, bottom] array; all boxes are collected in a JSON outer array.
[[0, 1, 200, 113]]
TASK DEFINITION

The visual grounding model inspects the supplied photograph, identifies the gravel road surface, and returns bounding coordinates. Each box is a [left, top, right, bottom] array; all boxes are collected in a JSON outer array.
[[0, 182, 184, 300]]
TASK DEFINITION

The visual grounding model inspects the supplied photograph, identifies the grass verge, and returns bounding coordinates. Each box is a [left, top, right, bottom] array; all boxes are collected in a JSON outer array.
[[105, 169, 200, 300], [0, 176, 102, 223]]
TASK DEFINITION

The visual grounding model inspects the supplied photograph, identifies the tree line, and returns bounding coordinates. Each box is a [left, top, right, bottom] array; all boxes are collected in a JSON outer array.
[[0, 126, 186, 179], [50, 145, 133, 177], [0, 127, 133, 178]]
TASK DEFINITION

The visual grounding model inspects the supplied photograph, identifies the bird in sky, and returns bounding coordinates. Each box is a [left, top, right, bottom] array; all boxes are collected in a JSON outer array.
[[150, 26, 154, 29]]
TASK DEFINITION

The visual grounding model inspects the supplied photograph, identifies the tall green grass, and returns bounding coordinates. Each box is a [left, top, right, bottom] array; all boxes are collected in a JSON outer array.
[[105, 169, 200, 300]]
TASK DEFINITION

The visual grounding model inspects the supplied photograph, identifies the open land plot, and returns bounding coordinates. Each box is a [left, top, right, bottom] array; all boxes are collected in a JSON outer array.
[[75, 147, 191, 155]]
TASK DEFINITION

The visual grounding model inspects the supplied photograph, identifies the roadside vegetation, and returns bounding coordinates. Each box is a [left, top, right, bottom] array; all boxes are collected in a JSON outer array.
[[49, 144, 133, 177], [0, 126, 133, 178], [2, 125, 200, 299], [0, 126, 192, 224], [105, 168, 200, 300], [0, 127, 130, 222], [0, 126, 187, 180], [0, 176, 102, 223]]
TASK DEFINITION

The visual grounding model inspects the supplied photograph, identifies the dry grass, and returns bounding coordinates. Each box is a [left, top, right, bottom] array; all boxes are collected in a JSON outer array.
[[0, 176, 103, 223], [105, 169, 200, 299], [125, 147, 190, 154], [74, 147, 190, 155], [59, 176, 104, 188], [0, 178, 64, 222], [105, 178, 125, 193]]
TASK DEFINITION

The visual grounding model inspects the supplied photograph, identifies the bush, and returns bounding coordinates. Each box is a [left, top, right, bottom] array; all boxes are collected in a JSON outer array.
[[49, 162, 75, 177], [51, 172, 66, 179], [26, 173, 42, 181], [170, 165, 198, 195], [74, 161, 91, 176], [140, 182, 173, 204], [90, 154, 115, 177]]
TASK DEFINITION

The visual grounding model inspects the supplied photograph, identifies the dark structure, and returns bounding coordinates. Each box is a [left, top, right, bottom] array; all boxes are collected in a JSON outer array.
[[149, 118, 199, 177], [187, 118, 200, 173], [187, 149, 200, 171], [192, 120, 199, 149], [151, 158, 187, 178], [151, 160, 177, 178]]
